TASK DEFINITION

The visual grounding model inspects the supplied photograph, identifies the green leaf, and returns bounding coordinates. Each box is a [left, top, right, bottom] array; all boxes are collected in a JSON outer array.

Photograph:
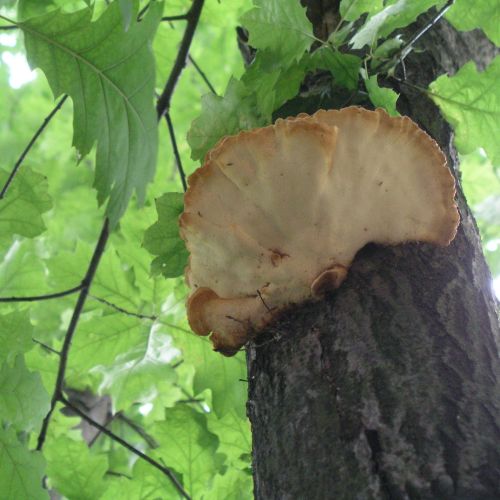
[[94, 324, 179, 411], [101, 460, 181, 499], [350, 0, 442, 49], [143, 193, 189, 278], [67, 313, 149, 385], [204, 468, 253, 500], [429, 57, 500, 165], [21, 2, 162, 225], [446, 0, 500, 46], [193, 352, 248, 418], [118, 0, 134, 30], [240, 0, 314, 68], [187, 78, 264, 161], [0, 355, 50, 431], [240, 52, 308, 119], [0, 241, 46, 297], [0, 167, 52, 239], [207, 410, 251, 469], [339, 0, 383, 22], [307, 47, 361, 90], [45, 435, 108, 500], [0, 311, 33, 365], [364, 74, 399, 116], [151, 406, 219, 498], [0, 427, 48, 500]]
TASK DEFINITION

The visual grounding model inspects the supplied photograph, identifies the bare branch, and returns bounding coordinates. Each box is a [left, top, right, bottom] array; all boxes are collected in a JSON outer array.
[[156, 0, 205, 118], [188, 55, 217, 94], [0, 95, 68, 199], [59, 395, 191, 499], [37, 219, 110, 451], [89, 294, 157, 320], [162, 14, 189, 22], [0, 284, 83, 303], [32, 339, 61, 355], [164, 112, 187, 192], [116, 412, 159, 449]]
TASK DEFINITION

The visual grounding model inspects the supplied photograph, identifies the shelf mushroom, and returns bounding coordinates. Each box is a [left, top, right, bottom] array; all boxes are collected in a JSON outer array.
[[180, 107, 459, 356]]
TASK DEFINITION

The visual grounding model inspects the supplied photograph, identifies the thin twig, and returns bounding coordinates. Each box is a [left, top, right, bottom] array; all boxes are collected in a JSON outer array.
[[188, 55, 217, 94], [0, 25, 17, 30], [59, 395, 191, 500], [89, 295, 157, 320], [37, 219, 110, 451], [380, 0, 454, 74], [164, 113, 187, 192], [32, 339, 61, 355], [162, 14, 189, 22], [156, 0, 205, 118], [0, 95, 68, 199], [117, 413, 159, 448], [0, 284, 83, 303], [88, 412, 116, 448]]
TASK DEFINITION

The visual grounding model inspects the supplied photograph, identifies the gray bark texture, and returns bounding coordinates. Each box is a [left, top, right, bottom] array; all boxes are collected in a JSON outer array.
[[246, 4, 500, 500]]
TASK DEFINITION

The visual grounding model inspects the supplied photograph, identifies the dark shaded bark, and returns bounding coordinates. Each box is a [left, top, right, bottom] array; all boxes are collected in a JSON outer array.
[[247, 7, 500, 500]]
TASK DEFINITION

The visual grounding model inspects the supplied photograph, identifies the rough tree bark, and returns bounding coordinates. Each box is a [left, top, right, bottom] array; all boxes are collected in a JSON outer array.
[[246, 4, 500, 499]]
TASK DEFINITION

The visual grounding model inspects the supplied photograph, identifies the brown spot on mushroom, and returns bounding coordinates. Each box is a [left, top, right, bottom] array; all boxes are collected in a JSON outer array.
[[180, 107, 459, 355]]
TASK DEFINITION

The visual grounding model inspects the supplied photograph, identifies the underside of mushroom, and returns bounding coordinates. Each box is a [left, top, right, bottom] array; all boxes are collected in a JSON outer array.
[[180, 107, 459, 356]]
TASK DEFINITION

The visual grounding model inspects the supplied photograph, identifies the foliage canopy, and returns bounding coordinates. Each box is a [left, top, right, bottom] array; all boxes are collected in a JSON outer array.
[[0, 0, 498, 498]]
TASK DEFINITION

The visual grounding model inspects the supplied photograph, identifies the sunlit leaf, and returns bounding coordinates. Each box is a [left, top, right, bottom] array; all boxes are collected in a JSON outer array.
[[45, 435, 108, 500], [429, 57, 500, 165], [0, 355, 50, 431], [0, 167, 52, 238], [207, 410, 251, 469], [204, 468, 253, 500], [151, 406, 219, 498], [364, 74, 399, 115], [446, 0, 500, 46], [21, 1, 162, 225], [339, 0, 383, 22], [0, 310, 33, 365], [350, 0, 442, 49], [0, 427, 48, 500]]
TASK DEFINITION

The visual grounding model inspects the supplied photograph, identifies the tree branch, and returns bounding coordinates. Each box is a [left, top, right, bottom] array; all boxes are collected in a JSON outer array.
[[0, 284, 83, 303], [59, 395, 191, 499], [116, 412, 159, 449], [89, 294, 157, 320], [32, 339, 61, 355], [188, 55, 217, 94], [162, 14, 189, 22], [37, 219, 110, 451], [164, 112, 187, 192], [0, 95, 68, 199], [156, 0, 205, 118]]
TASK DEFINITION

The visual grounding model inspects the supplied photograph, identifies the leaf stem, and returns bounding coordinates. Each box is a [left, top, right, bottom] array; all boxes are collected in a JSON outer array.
[[0, 95, 68, 199], [0, 283, 83, 302], [59, 395, 191, 499], [37, 219, 110, 451]]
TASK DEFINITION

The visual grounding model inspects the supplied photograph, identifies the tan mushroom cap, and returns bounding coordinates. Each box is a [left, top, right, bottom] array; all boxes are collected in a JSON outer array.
[[180, 107, 459, 356]]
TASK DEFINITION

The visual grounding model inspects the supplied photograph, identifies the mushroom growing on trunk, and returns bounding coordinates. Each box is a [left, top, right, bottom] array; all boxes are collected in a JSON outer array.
[[180, 107, 459, 355]]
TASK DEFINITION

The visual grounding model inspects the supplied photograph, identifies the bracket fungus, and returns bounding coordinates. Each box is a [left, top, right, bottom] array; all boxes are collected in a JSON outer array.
[[180, 107, 459, 356]]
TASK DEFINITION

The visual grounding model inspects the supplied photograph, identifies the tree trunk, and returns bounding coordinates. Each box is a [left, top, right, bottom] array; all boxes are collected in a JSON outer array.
[[246, 6, 500, 500]]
